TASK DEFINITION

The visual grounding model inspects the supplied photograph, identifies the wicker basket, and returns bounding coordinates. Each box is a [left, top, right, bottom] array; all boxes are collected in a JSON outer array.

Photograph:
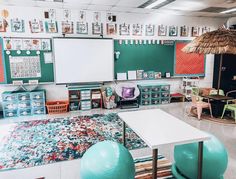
[[46, 101, 69, 114]]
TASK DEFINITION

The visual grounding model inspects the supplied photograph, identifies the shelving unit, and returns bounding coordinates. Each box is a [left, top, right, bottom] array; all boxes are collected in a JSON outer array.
[[138, 83, 170, 106], [68, 85, 102, 111], [182, 77, 200, 99], [2, 90, 46, 118]]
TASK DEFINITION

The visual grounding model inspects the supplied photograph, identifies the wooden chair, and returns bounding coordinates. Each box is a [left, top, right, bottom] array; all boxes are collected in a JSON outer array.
[[189, 95, 213, 120], [221, 90, 236, 122]]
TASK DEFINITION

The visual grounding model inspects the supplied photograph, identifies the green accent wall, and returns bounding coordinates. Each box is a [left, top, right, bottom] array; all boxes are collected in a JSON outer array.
[[114, 40, 174, 78]]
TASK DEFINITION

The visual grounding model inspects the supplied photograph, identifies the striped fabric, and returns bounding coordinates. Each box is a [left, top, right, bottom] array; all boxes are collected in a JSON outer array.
[[135, 155, 174, 179]]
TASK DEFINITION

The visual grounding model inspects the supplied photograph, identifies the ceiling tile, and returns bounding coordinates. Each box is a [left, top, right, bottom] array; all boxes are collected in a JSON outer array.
[[110, 6, 135, 12], [91, 0, 119, 6], [63, 0, 92, 4], [116, 0, 148, 8], [87, 4, 112, 11], [130, 8, 156, 14]]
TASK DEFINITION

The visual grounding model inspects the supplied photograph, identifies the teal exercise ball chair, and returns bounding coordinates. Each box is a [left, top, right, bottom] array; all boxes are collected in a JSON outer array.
[[80, 141, 135, 179], [172, 134, 228, 179]]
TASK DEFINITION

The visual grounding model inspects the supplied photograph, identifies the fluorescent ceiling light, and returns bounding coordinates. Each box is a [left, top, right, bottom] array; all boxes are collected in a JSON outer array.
[[220, 8, 236, 14], [145, 0, 168, 9]]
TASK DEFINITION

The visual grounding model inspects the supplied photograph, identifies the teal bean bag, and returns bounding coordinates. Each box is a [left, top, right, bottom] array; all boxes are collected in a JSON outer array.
[[80, 141, 135, 179]]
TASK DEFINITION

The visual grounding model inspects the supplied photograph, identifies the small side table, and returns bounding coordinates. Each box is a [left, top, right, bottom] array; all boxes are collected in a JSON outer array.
[[170, 93, 185, 102]]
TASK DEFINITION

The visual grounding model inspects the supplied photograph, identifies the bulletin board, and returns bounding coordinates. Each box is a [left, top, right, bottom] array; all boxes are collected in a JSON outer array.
[[114, 40, 174, 78], [174, 41, 205, 76], [2, 38, 54, 84]]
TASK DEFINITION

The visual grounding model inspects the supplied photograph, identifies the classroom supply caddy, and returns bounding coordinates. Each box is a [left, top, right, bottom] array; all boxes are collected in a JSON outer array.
[[46, 101, 69, 114]]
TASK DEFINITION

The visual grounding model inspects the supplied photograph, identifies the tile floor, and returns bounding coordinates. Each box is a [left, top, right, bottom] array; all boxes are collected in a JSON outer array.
[[0, 102, 235, 179]]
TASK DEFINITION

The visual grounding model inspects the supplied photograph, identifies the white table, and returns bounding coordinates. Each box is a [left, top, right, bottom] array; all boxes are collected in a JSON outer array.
[[118, 109, 210, 179]]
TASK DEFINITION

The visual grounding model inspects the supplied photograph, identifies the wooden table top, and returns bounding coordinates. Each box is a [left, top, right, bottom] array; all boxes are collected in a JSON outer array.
[[204, 95, 233, 101]]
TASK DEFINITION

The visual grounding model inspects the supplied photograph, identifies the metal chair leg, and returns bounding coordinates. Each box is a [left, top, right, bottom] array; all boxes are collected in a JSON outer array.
[[221, 105, 227, 119]]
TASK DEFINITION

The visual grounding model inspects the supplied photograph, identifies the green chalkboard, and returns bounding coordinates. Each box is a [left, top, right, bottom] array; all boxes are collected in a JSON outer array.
[[114, 40, 174, 78]]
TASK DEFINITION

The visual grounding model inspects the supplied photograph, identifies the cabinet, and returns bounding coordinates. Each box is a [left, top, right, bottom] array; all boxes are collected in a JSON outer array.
[[138, 83, 170, 105], [68, 85, 102, 111], [2, 90, 46, 118], [182, 77, 200, 99]]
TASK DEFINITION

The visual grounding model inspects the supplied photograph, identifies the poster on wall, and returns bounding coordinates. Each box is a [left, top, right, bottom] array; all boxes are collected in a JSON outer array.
[[92, 22, 103, 35], [62, 21, 74, 34], [45, 20, 58, 33], [169, 25, 178, 36], [180, 25, 189, 37], [22, 39, 33, 50], [31, 39, 41, 50], [158, 25, 167, 36], [12, 39, 23, 50], [106, 23, 117, 35], [4, 38, 13, 50], [202, 26, 210, 34], [77, 22, 88, 34], [132, 24, 143, 36], [145, 24, 154, 36], [0, 18, 8, 32], [11, 18, 25, 33], [191, 26, 200, 37], [79, 11, 86, 22], [29, 19, 44, 33], [63, 9, 71, 20], [93, 12, 101, 22], [9, 56, 41, 78], [41, 39, 51, 51], [48, 9, 56, 19], [119, 23, 130, 36]]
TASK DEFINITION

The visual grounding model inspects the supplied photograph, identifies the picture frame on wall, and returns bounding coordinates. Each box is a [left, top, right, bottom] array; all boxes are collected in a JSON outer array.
[[191, 26, 200, 37], [45, 20, 58, 33], [169, 25, 178, 36], [77, 22, 88, 34], [132, 24, 143, 36], [29, 19, 44, 33], [41, 39, 51, 51], [106, 23, 117, 35], [202, 26, 210, 34], [154, 72, 162, 79], [62, 21, 74, 34], [119, 23, 130, 36], [180, 25, 189, 37], [158, 24, 167, 36], [92, 22, 103, 35], [11, 18, 25, 33], [165, 72, 171, 78], [145, 24, 155, 36]]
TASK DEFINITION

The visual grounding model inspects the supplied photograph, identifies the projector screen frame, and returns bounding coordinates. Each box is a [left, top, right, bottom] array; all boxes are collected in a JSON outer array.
[[52, 37, 114, 85]]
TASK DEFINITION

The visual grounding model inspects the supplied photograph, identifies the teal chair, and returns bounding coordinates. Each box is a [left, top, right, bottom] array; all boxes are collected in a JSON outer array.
[[221, 90, 236, 122]]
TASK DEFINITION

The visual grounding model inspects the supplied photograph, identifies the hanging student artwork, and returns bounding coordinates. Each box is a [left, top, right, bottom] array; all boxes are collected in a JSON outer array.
[[41, 39, 51, 51], [63, 9, 71, 20], [0, 18, 8, 32], [119, 23, 130, 36], [45, 20, 58, 33], [145, 24, 154, 36], [22, 39, 33, 50], [29, 19, 44, 33], [62, 21, 74, 34], [92, 22, 103, 35], [191, 26, 200, 37], [79, 11, 86, 22], [132, 24, 143, 36], [158, 24, 167, 36], [106, 23, 117, 35], [11, 18, 25, 33], [48, 9, 56, 19], [77, 22, 88, 34], [202, 26, 210, 34], [180, 25, 189, 37], [169, 25, 178, 36], [93, 12, 101, 22]]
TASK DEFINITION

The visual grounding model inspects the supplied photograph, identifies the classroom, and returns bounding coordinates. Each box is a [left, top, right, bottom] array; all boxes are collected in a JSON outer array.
[[0, 0, 235, 179]]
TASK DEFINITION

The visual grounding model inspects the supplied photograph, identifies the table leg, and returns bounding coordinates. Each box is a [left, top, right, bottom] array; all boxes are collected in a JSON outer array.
[[122, 121, 126, 147], [152, 149, 158, 179], [198, 141, 203, 179]]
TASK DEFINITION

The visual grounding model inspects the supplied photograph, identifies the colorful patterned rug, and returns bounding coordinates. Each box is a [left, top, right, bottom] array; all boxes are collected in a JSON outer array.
[[0, 113, 147, 171], [135, 155, 174, 179]]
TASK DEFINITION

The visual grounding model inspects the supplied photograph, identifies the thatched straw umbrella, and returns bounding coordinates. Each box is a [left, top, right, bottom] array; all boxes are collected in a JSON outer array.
[[182, 28, 236, 95]]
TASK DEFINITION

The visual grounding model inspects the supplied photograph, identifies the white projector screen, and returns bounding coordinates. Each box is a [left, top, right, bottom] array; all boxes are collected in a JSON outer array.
[[53, 38, 114, 84]]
